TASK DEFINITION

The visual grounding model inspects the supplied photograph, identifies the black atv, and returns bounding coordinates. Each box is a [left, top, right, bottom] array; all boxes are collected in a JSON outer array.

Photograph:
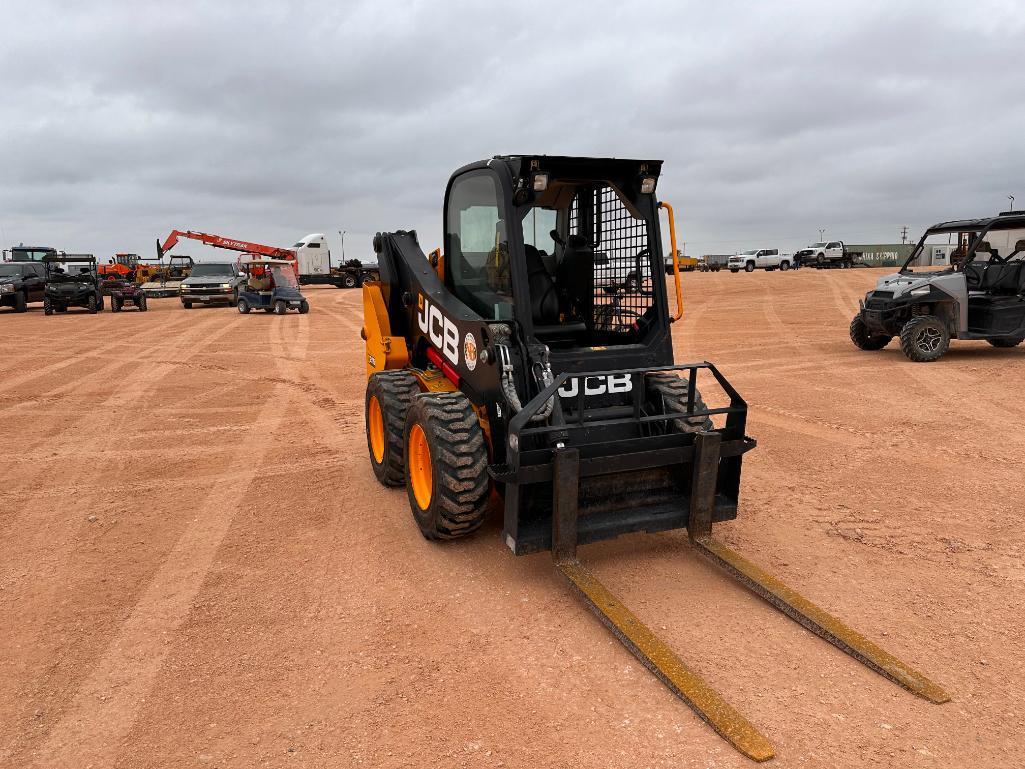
[[102, 274, 148, 312], [43, 254, 104, 315]]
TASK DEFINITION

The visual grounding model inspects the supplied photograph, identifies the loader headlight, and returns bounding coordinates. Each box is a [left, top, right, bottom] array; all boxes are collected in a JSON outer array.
[[640, 175, 657, 194], [531, 173, 549, 192], [909, 287, 930, 296]]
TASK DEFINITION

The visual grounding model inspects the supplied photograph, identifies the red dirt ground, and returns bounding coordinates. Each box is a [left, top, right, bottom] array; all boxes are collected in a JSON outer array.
[[1, 269, 1022, 768]]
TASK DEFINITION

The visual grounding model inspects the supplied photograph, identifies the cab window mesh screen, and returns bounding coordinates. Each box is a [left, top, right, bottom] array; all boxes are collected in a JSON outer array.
[[569, 184, 653, 333]]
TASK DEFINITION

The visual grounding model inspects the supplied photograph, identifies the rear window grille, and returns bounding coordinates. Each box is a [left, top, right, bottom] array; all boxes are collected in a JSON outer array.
[[570, 184, 653, 333]]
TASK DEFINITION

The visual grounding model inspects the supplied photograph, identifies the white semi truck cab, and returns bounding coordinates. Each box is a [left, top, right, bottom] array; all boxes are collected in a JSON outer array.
[[293, 233, 331, 276], [293, 233, 380, 288]]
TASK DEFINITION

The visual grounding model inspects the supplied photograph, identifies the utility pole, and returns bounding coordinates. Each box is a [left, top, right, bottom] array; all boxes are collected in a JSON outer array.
[[818, 228, 825, 241], [900, 226, 908, 244], [1009, 195, 1015, 212], [338, 229, 346, 261]]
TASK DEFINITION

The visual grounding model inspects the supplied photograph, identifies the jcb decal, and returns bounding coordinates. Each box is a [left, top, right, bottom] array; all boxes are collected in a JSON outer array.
[[417, 294, 459, 367], [558, 374, 632, 398]]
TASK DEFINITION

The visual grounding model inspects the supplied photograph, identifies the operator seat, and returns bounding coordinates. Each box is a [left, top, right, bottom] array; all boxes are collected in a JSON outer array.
[[555, 234, 595, 320], [965, 241, 995, 290], [528, 243, 588, 336], [983, 264, 1022, 295], [525, 244, 559, 325]]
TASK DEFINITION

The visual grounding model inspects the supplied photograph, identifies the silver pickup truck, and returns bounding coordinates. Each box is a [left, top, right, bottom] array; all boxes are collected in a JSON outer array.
[[179, 262, 245, 308]]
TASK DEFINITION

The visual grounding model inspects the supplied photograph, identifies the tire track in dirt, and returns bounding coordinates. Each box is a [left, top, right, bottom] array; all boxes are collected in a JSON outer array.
[[27, 390, 293, 769], [0, 314, 253, 753], [0, 313, 244, 530], [24, 317, 307, 769], [0, 313, 194, 400], [820, 269, 864, 321], [0, 314, 197, 422]]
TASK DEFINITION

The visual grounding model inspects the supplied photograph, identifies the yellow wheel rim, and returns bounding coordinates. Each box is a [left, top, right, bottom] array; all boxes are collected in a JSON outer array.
[[368, 396, 385, 463], [408, 423, 433, 509]]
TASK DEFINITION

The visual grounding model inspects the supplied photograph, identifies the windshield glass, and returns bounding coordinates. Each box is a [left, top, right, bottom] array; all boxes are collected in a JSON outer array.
[[900, 225, 1025, 273], [740, 249, 758, 255], [0, 264, 24, 276], [902, 230, 976, 274], [269, 265, 298, 288], [47, 264, 94, 280], [189, 263, 234, 277], [811, 242, 827, 247], [12, 249, 53, 261]]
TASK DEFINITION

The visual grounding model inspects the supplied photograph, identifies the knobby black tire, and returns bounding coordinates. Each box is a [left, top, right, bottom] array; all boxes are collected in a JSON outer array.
[[365, 370, 420, 486], [645, 372, 714, 433], [899, 315, 950, 362], [849, 314, 891, 351], [403, 392, 490, 540]]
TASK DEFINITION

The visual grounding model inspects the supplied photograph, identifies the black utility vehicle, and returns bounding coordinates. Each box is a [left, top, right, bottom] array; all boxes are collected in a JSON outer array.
[[852, 212, 1025, 361], [0, 261, 46, 312], [43, 255, 104, 315]]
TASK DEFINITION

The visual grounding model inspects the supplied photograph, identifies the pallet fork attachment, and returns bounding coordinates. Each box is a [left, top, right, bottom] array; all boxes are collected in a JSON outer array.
[[551, 432, 949, 762]]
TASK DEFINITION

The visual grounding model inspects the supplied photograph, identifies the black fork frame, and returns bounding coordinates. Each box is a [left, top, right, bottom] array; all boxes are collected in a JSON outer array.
[[491, 362, 756, 555]]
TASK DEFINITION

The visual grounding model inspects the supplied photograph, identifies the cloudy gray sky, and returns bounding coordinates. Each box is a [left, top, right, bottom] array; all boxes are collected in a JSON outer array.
[[2, 0, 1023, 261]]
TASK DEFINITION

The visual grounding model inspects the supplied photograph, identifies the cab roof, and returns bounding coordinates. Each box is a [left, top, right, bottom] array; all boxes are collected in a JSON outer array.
[[42, 253, 95, 263], [928, 212, 1025, 233], [452, 155, 664, 183]]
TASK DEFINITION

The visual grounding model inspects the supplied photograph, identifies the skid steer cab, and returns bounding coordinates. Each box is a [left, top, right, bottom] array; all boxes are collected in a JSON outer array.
[[361, 156, 949, 761], [236, 256, 309, 315]]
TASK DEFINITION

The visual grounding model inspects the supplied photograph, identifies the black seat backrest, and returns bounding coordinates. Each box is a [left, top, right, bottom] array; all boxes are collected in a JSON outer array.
[[982, 262, 1023, 295], [964, 261, 987, 289], [555, 235, 595, 319], [524, 245, 559, 325]]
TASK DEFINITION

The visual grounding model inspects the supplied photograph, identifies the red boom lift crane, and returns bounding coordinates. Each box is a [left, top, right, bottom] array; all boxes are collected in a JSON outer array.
[[157, 230, 299, 276]]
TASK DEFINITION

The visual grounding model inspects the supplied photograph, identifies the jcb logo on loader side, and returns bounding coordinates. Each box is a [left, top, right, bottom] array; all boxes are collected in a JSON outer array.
[[417, 294, 459, 366], [558, 374, 633, 398]]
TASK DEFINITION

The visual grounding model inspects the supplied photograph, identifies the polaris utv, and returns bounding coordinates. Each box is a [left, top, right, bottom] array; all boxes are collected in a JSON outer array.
[[851, 212, 1025, 361], [43, 254, 104, 315]]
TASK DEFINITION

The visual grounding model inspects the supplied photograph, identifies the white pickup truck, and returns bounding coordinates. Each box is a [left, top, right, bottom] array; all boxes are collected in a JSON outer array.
[[728, 248, 794, 273]]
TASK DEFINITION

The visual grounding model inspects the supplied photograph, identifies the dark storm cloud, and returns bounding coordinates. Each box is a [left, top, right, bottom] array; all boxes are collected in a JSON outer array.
[[1, 0, 1024, 260]]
